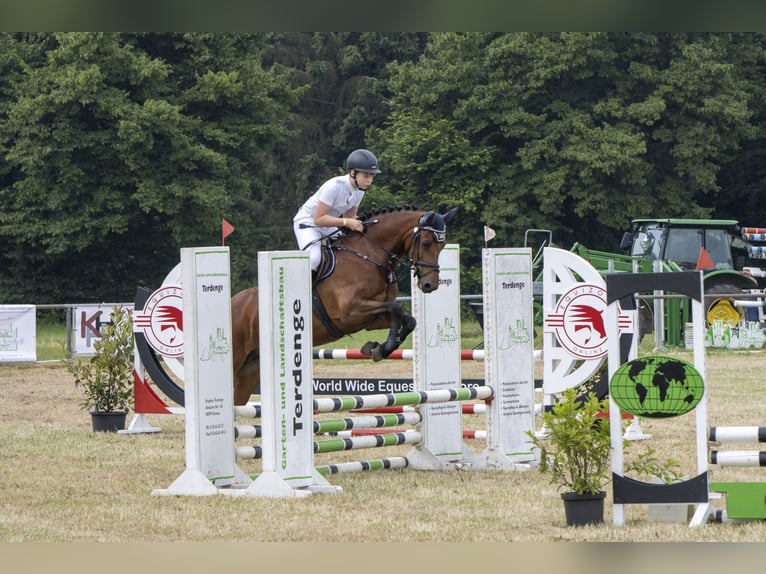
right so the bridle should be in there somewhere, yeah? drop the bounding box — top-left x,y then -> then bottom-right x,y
409,217 -> 445,282
332,211 -> 446,284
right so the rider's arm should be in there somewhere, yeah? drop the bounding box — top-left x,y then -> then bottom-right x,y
314,201 -> 362,232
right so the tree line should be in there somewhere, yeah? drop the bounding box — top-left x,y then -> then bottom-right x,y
2,32 -> 765,303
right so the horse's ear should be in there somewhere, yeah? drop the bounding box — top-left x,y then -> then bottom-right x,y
442,207 -> 458,224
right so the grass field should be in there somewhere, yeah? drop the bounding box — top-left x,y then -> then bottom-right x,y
4,315 -> 766,545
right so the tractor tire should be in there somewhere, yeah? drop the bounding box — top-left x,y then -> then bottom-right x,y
637,299 -> 653,341
704,283 -> 745,327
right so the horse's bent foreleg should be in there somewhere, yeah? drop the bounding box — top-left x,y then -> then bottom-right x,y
398,314 -> 416,343
360,302 -> 415,362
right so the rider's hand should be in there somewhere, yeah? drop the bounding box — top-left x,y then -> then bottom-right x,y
343,217 -> 363,233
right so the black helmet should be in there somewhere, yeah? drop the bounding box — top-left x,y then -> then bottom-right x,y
346,149 -> 381,174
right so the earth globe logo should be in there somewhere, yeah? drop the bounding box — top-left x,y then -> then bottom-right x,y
609,355 -> 704,418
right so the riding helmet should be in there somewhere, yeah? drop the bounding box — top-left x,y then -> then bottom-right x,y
346,149 -> 381,174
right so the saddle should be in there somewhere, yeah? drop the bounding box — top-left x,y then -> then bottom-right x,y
312,243 -> 343,338
314,241 -> 336,285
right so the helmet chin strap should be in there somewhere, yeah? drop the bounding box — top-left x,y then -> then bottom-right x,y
351,172 -> 370,191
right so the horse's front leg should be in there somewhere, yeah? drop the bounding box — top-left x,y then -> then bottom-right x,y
397,314 -> 416,344
361,301 -> 415,362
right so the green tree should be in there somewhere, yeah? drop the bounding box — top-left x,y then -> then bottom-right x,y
372,33 -> 764,293
0,32 -> 298,302
260,32 -> 429,252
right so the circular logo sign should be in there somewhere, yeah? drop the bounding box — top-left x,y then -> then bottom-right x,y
545,284 -> 609,358
133,285 -> 184,357
609,355 -> 704,418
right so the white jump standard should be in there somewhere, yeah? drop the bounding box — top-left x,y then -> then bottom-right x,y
154,245 -> 537,499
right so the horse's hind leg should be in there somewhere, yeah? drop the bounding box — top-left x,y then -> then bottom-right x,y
233,351 -> 261,405
361,302 -> 415,362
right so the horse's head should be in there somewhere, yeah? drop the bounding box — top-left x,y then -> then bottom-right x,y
410,207 -> 458,293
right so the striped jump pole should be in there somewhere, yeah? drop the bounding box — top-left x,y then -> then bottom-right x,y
314,431 -> 422,454
313,386 -> 493,414
313,348 -> 485,361
237,432 -> 422,459
709,426 -> 766,467
316,457 -> 409,475
312,348 -> 543,361
710,450 -> 766,467
234,403 -> 261,419
329,429 -> 418,437
709,426 -> 766,443
351,403 -> 487,415
235,412 -> 423,439
247,457 -> 410,484
708,425 -> 766,520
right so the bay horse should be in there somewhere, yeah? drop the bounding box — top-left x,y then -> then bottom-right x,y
230,205 -> 458,405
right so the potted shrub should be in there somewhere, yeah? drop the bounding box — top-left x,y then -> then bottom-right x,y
527,387 -> 612,526
527,387 -> 682,526
64,306 -> 133,432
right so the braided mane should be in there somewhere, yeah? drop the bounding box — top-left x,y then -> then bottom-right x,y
358,205 -> 422,222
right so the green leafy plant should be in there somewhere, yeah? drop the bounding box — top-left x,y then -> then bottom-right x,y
64,306 -> 134,413
624,445 -> 684,485
527,388 -> 613,495
527,387 -> 685,496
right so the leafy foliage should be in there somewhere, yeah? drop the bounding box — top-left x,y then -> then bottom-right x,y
2,33 -> 766,303
64,306 -> 133,413
527,388 -> 614,495
527,387 -> 683,495
0,33 -> 298,302
372,32 -> 766,294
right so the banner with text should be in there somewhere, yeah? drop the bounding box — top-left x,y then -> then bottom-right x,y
0,305 -> 36,362
71,304 -> 134,355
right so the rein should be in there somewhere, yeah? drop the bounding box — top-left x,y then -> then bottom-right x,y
333,217 -> 442,283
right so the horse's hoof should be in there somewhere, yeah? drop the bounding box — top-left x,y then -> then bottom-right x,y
372,347 -> 385,362
360,341 -> 376,357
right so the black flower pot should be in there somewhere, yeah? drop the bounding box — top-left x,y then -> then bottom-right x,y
90,411 -> 127,433
561,491 -> 606,526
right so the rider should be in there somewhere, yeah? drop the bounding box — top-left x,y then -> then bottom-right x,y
293,148 -> 381,274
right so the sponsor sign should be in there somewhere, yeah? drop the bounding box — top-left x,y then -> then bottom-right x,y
71,304 -> 133,356
0,305 -> 36,362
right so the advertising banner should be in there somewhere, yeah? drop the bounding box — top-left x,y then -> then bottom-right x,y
71,304 -> 133,355
0,305 -> 36,362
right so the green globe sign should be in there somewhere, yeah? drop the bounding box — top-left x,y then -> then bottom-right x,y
609,355 -> 704,418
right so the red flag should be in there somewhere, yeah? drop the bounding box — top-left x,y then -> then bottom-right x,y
696,247 -> 714,270
222,218 -> 235,245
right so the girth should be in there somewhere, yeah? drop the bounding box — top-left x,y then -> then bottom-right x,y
312,288 -> 345,339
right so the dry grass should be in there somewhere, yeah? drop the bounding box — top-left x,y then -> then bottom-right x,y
2,351 -> 766,544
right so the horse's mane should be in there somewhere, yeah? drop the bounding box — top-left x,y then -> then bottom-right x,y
358,205 -> 423,222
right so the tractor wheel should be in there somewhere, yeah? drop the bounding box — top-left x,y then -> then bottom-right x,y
704,283 -> 745,327
637,299 -> 653,340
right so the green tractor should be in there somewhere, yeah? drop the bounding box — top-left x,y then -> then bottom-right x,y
572,218 -> 766,346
